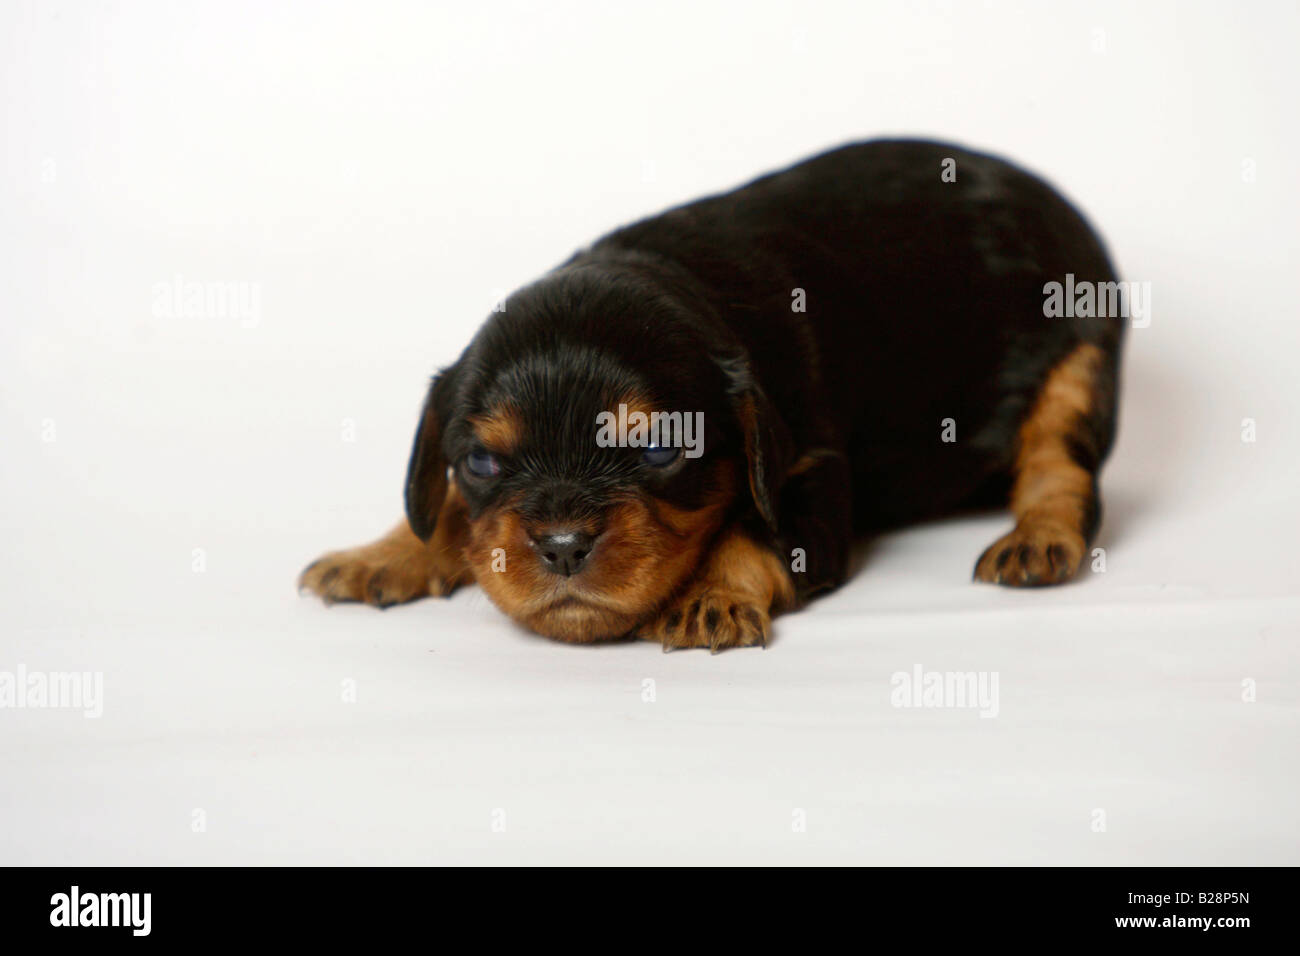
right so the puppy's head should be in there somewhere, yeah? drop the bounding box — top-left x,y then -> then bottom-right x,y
404,262 -> 789,642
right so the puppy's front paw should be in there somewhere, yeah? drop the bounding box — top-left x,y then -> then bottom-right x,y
636,525 -> 793,652
973,522 -> 1085,587
640,587 -> 771,653
298,522 -> 465,609
298,550 -> 435,608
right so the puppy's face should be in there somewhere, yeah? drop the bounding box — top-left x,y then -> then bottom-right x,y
403,268 -> 786,642
454,385 -> 736,642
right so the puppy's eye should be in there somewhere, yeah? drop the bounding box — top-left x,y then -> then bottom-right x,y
466,450 -> 501,478
641,444 -> 680,468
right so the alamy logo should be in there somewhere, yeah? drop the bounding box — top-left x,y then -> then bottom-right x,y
0,665 -> 102,718
595,403 -> 704,458
50,886 -> 151,936
151,274 -> 261,328
1042,273 -> 1151,328
890,664 -> 1000,718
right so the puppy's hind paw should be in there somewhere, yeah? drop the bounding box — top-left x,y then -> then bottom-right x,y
973,522 -> 1085,587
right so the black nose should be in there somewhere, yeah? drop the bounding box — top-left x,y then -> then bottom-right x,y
532,530 -> 596,577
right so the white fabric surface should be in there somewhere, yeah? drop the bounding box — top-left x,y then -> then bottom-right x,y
2,1 -> 1297,864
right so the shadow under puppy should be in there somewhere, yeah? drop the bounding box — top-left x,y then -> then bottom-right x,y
300,139 -> 1125,651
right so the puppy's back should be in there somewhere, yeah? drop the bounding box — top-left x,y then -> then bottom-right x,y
594,139 -> 1124,528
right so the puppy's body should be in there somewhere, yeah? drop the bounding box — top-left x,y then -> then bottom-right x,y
599,141 -> 1122,531
301,140 -> 1125,649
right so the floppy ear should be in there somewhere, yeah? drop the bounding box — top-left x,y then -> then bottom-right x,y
713,350 -> 792,534
404,366 -> 459,542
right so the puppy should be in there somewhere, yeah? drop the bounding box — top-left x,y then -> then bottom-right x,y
299,140 -> 1125,651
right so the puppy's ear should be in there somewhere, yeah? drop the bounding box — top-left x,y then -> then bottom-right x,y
404,366 -> 460,542
713,349 -> 792,534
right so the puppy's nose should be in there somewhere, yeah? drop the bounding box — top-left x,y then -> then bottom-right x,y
532,530 -> 596,577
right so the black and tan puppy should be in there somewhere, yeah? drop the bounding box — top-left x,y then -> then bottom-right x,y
299,140 -> 1124,651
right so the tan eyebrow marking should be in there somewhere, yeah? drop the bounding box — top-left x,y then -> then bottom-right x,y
469,403 -> 524,455
608,389 -> 659,420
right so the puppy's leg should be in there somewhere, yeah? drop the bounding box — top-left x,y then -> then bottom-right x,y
299,485 -> 472,607
974,343 -> 1115,586
639,525 -> 796,653
637,448 -> 850,651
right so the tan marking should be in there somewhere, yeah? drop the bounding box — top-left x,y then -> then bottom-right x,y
637,523 -> 795,652
468,460 -> 737,644
602,389 -> 662,443
974,343 -> 1104,587
785,447 -> 843,478
469,404 -> 524,455
298,482 -> 472,606
426,483 -> 475,592
610,389 -> 658,418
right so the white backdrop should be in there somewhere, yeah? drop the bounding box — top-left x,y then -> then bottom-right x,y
2,0 -> 1297,864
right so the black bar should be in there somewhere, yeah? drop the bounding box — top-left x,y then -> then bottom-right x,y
0,866 -> 1287,942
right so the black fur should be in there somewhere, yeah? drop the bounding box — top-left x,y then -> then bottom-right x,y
406,139 -> 1124,603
